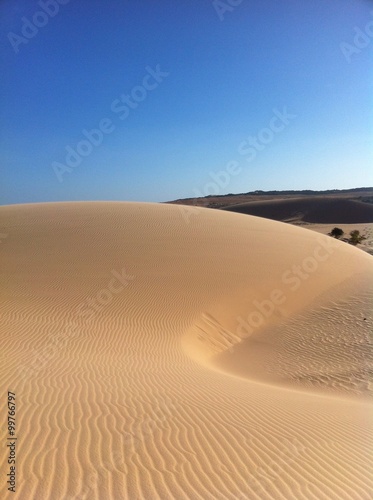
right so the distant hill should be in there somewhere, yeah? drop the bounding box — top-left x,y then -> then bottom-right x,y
166,188 -> 373,224
221,197 -> 373,224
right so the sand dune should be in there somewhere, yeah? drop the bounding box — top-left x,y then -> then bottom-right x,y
1,202 -> 372,499
222,197 -> 373,224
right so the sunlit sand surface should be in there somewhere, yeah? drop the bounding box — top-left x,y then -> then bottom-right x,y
1,202 -> 372,499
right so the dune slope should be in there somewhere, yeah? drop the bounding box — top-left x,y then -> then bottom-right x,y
0,202 -> 372,499
222,197 -> 373,223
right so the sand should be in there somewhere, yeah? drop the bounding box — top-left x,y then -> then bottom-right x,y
221,196 -> 373,224
0,201 -> 372,499
298,223 -> 373,256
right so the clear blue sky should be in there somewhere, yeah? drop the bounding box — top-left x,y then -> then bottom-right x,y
1,0 -> 372,204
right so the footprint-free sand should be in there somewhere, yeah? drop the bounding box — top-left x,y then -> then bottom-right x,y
1,201 -> 372,499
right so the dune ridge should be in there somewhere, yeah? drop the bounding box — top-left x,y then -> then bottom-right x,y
1,201 -> 372,499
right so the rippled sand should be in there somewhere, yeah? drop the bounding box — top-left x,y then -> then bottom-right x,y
1,202 -> 372,499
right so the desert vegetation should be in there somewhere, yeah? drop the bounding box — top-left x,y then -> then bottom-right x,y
328,227 -> 367,246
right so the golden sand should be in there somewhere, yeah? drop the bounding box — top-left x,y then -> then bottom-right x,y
1,202 -> 372,499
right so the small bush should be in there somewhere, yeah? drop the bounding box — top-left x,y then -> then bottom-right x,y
348,230 -> 366,246
329,227 -> 344,239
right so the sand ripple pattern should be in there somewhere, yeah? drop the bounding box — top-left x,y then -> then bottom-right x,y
0,202 -> 372,499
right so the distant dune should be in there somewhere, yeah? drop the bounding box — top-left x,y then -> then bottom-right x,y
1,202 -> 372,499
168,188 -> 373,224
222,197 -> 373,223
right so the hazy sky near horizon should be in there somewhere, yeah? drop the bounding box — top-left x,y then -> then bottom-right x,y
1,0 -> 372,205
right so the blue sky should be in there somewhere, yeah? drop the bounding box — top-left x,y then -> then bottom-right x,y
1,0 -> 372,204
